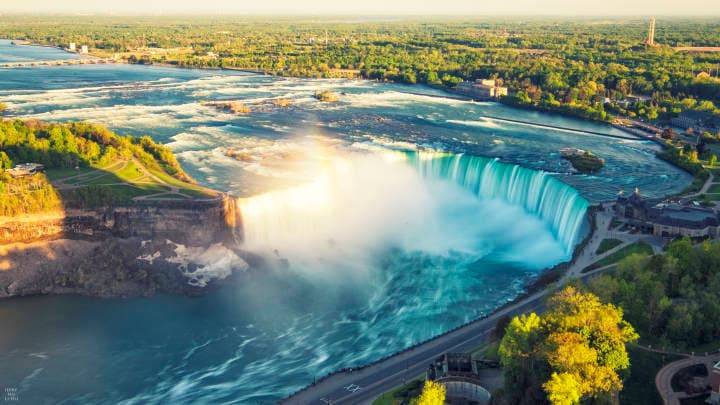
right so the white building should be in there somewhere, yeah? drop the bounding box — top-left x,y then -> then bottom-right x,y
455,79 -> 508,100
81,45 -> 88,54
69,42 -> 76,51
6,163 -> 45,178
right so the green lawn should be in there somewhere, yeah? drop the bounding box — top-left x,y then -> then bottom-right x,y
47,158 -> 216,202
114,160 -> 145,181
621,347 -> 685,405
84,173 -> 121,186
596,238 -> 623,255
372,377 -> 424,405
44,166 -> 96,180
706,184 -> 720,194
704,194 -> 720,201
474,341 -> 501,361
583,242 -> 654,273
147,168 -> 217,198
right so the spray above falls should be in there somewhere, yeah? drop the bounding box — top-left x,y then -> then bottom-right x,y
406,152 -> 589,253
237,149 -> 589,265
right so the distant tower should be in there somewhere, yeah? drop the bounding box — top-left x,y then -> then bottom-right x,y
646,17 -> 656,46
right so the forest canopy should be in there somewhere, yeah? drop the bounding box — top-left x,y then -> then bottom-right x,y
0,119 -> 195,215
3,16 -> 720,122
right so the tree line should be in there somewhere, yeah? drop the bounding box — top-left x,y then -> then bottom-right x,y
0,119 -> 192,215
3,17 -> 720,123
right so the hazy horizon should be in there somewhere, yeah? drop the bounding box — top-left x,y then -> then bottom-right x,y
2,0 -> 720,16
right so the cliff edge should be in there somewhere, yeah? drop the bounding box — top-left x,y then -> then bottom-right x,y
0,195 -> 248,298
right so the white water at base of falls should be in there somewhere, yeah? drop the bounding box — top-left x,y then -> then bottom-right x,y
238,150 -> 588,270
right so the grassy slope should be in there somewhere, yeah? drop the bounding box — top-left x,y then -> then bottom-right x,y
583,242 -> 654,272
45,157 -> 216,203
596,238 -> 623,255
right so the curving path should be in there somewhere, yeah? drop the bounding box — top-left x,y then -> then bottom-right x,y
656,353 -> 720,405
49,158 -> 218,201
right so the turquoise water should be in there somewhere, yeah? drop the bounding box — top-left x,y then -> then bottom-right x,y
407,152 -> 588,253
0,39 -> 83,63
0,42 -> 689,404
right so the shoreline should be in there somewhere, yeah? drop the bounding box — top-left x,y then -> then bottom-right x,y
5,37 -> 662,143
2,38 -> 697,401
279,205 -> 597,401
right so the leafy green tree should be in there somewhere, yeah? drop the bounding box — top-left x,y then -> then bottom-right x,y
0,151 -> 12,170
499,287 -> 638,405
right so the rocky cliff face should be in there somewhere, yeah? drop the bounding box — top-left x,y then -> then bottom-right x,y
0,196 -> 242,245
0,195 -> 249,298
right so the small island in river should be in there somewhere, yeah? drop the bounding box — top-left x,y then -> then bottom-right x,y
560,147 -> 605,173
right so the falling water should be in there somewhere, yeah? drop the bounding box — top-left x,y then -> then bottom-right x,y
406,151 -> 589,252
238,150 -> 589,259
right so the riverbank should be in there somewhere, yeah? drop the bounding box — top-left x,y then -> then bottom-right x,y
279,201 -> 653,403
0,194 -> 247,298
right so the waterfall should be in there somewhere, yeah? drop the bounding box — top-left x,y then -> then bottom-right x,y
405,151 -> 588,252
237,150 -> 588,259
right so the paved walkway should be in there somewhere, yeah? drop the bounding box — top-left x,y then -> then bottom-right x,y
560,202 -> 664,283
685,170 -> 716,199
656,353 -> 720,405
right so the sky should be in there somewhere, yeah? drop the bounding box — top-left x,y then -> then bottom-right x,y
1,0 -> 720,15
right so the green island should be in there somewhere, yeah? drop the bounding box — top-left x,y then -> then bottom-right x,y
0,118 -> 216,216
562,150 -> 605,173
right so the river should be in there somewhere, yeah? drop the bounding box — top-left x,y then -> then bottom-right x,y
0,40 -> 691,404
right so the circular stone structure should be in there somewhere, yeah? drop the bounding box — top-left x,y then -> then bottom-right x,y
440,378 -> 492,405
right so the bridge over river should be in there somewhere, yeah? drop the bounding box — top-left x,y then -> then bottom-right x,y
0,58 -> 118,68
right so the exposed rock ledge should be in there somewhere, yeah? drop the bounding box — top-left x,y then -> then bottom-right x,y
0,195 -> 249,298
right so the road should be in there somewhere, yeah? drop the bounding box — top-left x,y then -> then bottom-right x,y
280,287 -> 545,405
281,204 -> 665,405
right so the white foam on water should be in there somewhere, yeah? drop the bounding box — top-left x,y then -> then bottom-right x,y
164,241 -> 248,287
447,118 -> 505,129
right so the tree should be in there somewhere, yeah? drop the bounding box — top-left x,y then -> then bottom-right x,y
0,151 -> 12,170
412,380 -> 445,405
499,287 -> 638,405
544,372 -> 582,405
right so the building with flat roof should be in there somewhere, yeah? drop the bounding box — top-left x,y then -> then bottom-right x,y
455,79 -> 508,100
672,110 -> 720,134
6,163 -> 45,178
616,189 -> 720,238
